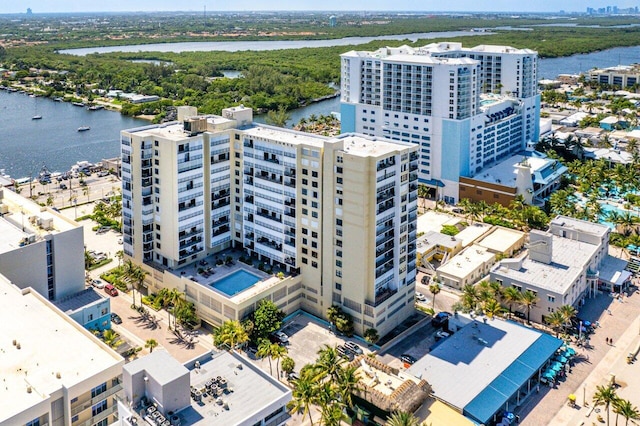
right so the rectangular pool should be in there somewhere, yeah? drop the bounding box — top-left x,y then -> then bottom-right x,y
211,270 -> 261,297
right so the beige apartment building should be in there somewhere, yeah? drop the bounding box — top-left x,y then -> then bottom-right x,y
121,107 -> 418,336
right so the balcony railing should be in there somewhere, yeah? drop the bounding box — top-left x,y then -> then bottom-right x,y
71,384 -> 123,416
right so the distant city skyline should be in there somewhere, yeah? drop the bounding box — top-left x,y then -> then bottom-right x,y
2,1 -> 640,14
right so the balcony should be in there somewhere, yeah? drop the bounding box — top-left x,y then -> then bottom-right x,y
377,189 -> 395,203
376,254 -> 394,269
180,236 -> 203,249
71,384 -> 123,416
256,238 -> 283,251
376,231 -> 394,247
179,228 -> 202,240
284,178 -> 296,188
377,200 -> 395,215
365,287 -> 398,308
256,173 -> 283,185
256,210 -> 282,224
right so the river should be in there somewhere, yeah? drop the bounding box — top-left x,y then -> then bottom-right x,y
58,31 -> 485,55
0,91 -> 146,179
4,45 -> 640,178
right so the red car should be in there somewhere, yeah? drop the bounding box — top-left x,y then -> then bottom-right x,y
104,284 -> 119,297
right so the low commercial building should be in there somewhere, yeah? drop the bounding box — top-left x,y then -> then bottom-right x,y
409,314 -> 563,425
0,274 -> 124,426
416,230 -> 463,273
436,245 -> 496,290
589,65 -> 640,88
0,185 -> 85,301
459,153 -> 567,206
53,287 -> 112,331
476,226 -> 526,258
118,350 -> 291,426
583,147 -> 633,165
490,216 -> 622,323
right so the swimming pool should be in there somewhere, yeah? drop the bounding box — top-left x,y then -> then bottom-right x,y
210,270 -> 261,297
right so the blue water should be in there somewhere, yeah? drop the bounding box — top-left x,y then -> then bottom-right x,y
211,270 -> 261,297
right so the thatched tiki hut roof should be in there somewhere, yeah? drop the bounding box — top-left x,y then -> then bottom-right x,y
348,355 -> 431,414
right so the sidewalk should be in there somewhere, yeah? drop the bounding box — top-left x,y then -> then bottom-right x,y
550,315 -> 640,425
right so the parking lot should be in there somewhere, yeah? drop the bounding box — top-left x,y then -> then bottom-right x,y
251,313 -> 373,378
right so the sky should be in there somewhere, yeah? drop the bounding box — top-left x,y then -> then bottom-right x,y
2,1 -> 640,14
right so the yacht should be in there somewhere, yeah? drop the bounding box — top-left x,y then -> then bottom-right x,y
77,126 -> 91,132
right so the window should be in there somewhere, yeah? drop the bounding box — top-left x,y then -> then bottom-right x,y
302,258 -> 308,264
312,211 -> 318,218
547,295 -> 555,303
312,171 -> 318,178
312,231 -> 318,238
312,261 -> 318,268
336,219 -> 343,226
26,419 -> 40,426
302,228 -> 308,235
92,400 -> 108,417
335,282 -> 342,290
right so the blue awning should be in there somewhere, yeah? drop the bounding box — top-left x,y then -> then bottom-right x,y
463,331 -> 563,424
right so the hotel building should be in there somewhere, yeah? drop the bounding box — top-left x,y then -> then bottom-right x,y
340,42 -> 540,203
121,106 -> 418,336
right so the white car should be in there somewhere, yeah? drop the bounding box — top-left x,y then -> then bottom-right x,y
415,292 -> 427,302
435,330 -> 450,341
91,279 -> 105,289
344,341 -> 363,354
272,331 -> 289,344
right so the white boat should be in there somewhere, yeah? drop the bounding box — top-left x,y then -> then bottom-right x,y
32,115 -> 42,120
77,126 -> 91,132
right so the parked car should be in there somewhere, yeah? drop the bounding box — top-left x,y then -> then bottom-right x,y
59,183 -> 67,190
104,284 -> 118,297
432,312 -> 451,328
97,170 -> 110,177
91,279 -> 105,289
270,331 -> 289,345
415,292 -> 427,302
513,311 -> 527,320
110,313 -> 122,324
400,354 -> 417,365
287,371 -> 300,382
337,345 -> 354,360
435,330 -> 451,341
117,237 -> 123,245
344,341 -> 363,354
96,226 -> 111,234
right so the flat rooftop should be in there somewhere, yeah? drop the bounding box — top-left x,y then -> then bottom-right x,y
242,124 -> 328,148
599,255 -> 632,286
181,351 -> 291,425
126,350 -> 189,386
0,277 -> 122,422
455,222 -> 493,247
409,315 -> 561,423
417,211 -> 461,234
53,288 -> 105,314
551,215 -> 610,238
437,245 -> 495,279
416,230 -> 461,253
471,154 -> 567,187
0,187 -> 78,254
476,227 -> 525,254
338,133 -> 416,157
492,234 -> 600,294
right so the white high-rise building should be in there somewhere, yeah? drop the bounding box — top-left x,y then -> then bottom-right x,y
340,42 -> 540,203
121,107 -> 418,336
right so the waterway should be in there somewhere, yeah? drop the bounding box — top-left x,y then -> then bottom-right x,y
58,31 -> 484,55
0,91 -> 146,179
4,44 -> 640,178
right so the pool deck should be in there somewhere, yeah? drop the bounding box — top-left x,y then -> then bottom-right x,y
170,250 -> 287,303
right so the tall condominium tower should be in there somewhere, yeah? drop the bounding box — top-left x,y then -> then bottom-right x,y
340,42 -> 540,203
121,107 -> 418,336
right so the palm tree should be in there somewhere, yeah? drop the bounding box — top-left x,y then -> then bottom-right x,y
417,184 -> 430,211
336,365 -> 361,409
557,304 -> 577,333
593,384 -> 617,426
429,283 -> 441,310
545,311 -> 565,337
502,286 -> 522,317
281,356 -> 295,376
287,374 -> 318,425
386,411 -> 420,426
519,290 -> 539,324
320,403 -> 345,426
124,260 -> 147,309
214,320 -> 249,351
102,329 -> 122,349
482,298 -> 504,319
145,338 -> 158,353
613,398 -> 640,426
270,342 -> 288,380
257,339 -> 274,375
314,345 -> 344,382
